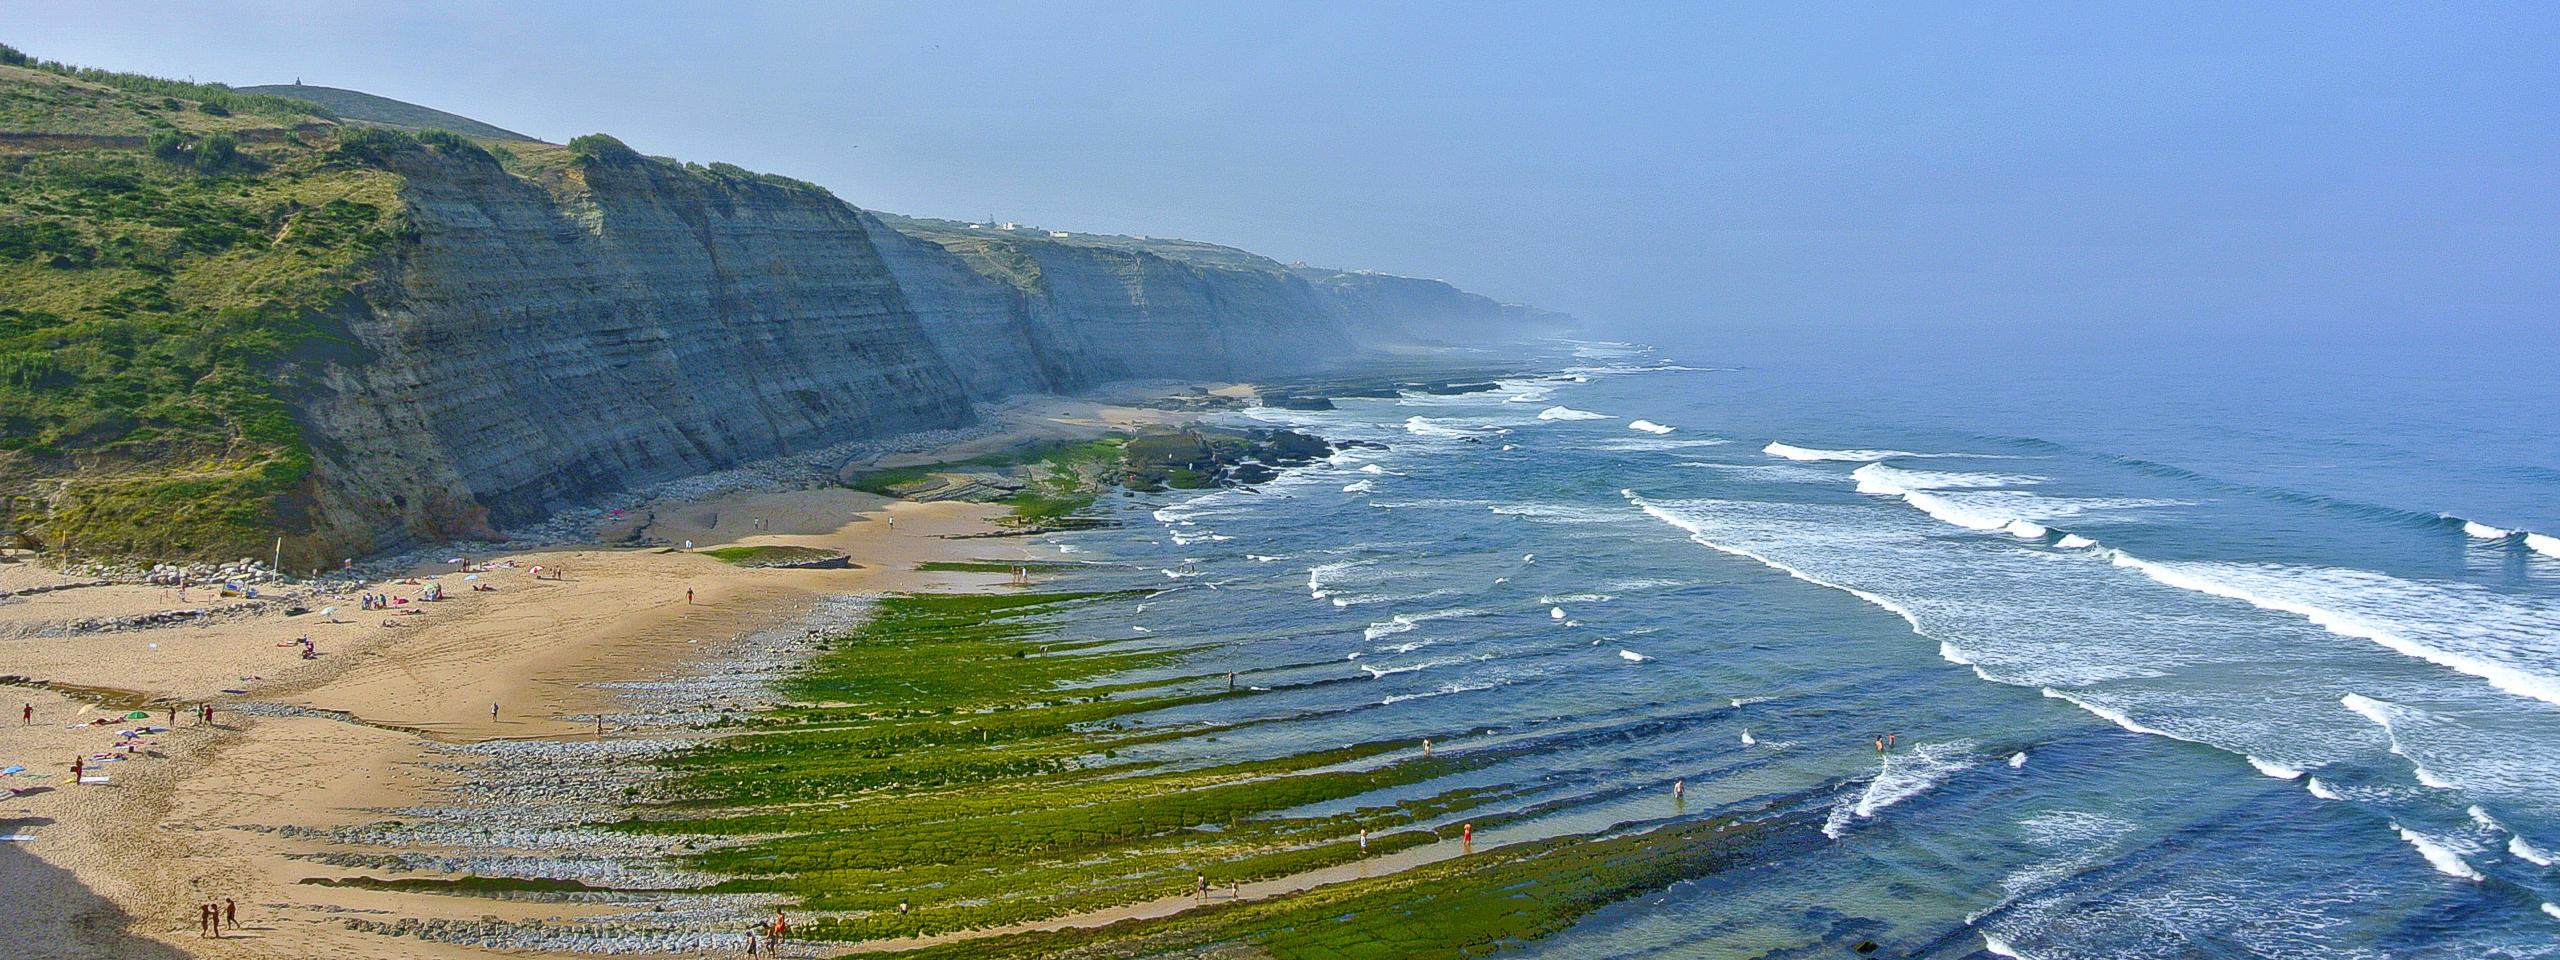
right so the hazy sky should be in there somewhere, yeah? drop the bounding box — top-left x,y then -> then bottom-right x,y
15,2 -> 2558,350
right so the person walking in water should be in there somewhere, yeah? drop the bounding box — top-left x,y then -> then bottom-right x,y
1673,778 -> 1685,799
1875,735 -> 1886,753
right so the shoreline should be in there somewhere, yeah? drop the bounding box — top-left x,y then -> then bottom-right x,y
0,385 -> 1234,960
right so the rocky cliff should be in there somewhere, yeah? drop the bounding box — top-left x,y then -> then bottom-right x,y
296,143 -> 978,546
1291,267 -> 1573,346
1,57 -> 1563,560
276,139 -> 1379,553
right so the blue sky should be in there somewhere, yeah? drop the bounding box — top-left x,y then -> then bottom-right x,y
16,2 -> 2558,352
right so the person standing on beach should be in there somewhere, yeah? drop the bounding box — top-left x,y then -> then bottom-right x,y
224,897 -> 236,928
20,702 -> 28,725
491,703 -> 500,721
198,903 -> 210,937
1196,872 -> 1209,899
687,588 -> 695,605
71,756 -> 82,782
1359,828 -> 1369,853
1463,822 -> 1473,845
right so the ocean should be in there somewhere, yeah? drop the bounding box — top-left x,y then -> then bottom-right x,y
1022,333 -> 2560,959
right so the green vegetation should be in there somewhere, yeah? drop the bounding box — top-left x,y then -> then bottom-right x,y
607,590 -> 1542,943
695,544 -> 847,567
0,42 -> 332,129
886,809 -> 1820,960
0,109 -> 406,555
847,437 -> 1127,527
232,82 -> 537,142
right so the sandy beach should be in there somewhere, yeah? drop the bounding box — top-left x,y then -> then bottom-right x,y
0,390 -> 1213,959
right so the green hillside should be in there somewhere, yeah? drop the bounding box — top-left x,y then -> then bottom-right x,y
236,82 -> 537,141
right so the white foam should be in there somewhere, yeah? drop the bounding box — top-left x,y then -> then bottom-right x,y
1538,593 -> 1613,604
1342,479 -> 1378,493
1825,740 -> 1979,838
2392,824 -> 2484,881
2041,688 -> 2195,743
2463,521 -> 2514,540
2515,836 -> 2558,866
1380,679 -> 1506,705
2306,777 -> 2344,801
2530,533 -> 2560,559
2245,755 -> 2306,780
1490,503 -> 1627,524
1537,406 -> 1610,421
1619,649 -> 1649,662
1729,696 -> 1769,708
1357,463 -> 1402,475
1629,419 -> 1676,435
1403,416 -> 1482,438
2002,520 -> 2050,539
1767,442 -> 1908,461
2120,555 -> 2560,708
1980,932 -> 2024,958
1850,463 -> 2047,493
2340,694 -> 2462,791
1361,608 -> 1483,643
2544,902 -> 2560,922
1627,492 -> 1928,636
2055,534 -> 2097,549
2008,752 -> 2027,768
1741,729 -> 1756,745
1550,606 -> 1566,620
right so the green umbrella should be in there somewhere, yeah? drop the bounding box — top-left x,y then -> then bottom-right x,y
125,711 -> 150,719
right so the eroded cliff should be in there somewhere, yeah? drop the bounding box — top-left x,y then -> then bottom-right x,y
3,62 -> 1559,560
297,144 -> 976,548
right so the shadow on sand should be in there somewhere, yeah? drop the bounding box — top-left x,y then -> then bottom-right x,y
0,817 -> 189,960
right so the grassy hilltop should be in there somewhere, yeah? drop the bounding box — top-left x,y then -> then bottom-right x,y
0,44 -> 406,559
0,43 -> 820,561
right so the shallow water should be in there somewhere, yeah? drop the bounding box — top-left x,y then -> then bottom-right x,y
1034,337 -> 2560,958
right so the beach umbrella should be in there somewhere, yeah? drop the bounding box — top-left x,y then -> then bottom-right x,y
1,766 -> 25,775
318,606 -> 338,622
124,711 -> 149,719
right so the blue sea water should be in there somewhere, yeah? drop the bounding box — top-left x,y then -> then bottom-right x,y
1031,334 -> 2560,959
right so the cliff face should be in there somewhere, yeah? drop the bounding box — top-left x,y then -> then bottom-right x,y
296,149 -> 1372,551
864,216 -> 1358,400
300,149 -> 974,545
4,68 -> 1566,561
1291,268 -> 1571,346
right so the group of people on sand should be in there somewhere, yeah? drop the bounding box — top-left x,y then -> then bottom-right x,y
741,909 -> 787,955
196,898 -> 238,938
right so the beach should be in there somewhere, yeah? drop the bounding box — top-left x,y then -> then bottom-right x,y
0,390 -> 1194,960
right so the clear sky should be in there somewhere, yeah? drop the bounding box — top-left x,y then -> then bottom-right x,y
14,2 -> 2558,352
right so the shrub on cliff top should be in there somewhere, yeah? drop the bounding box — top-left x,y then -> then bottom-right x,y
567,132 -> 641,165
